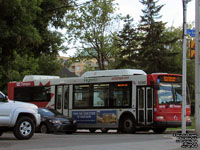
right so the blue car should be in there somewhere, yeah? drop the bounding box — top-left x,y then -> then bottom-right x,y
37,108 -> 77,134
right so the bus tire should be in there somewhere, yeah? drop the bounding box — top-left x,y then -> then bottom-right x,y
152,127 -> 166,134
89,129 -> 96,133
120,116 -> 136,133
13,117 -> 35,140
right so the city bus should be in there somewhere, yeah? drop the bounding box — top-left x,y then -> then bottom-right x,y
8,69 -> 191,133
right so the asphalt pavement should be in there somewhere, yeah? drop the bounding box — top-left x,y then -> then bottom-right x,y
0,130 -> 199,150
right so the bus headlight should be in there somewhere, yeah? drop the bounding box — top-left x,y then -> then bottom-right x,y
156,116 -> 164,120
186,116 -> 191,121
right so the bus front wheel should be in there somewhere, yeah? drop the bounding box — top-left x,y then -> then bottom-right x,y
152,127 -> 166,134
120,116 -> 136,133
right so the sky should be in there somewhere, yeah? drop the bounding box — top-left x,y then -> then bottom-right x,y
61,0 -> 195,57
115,0 -> 195,27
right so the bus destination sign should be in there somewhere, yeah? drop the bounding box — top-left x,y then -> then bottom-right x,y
158,75 -> 181,83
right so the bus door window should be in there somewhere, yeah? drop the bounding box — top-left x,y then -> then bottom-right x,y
137,87 -> 153,125
64,86 -> 69,109
56,85 -> 69,115
56,86 -> 62,110
138,88 -> 145,123
93,84 -> 109,107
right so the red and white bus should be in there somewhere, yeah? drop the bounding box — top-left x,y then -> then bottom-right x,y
8,69 -> 191,133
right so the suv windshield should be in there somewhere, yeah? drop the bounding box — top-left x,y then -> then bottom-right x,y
157,83 -> 189,105
38,108 -> 62,116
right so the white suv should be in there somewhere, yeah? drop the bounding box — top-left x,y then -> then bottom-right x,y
0,91 -> 40,140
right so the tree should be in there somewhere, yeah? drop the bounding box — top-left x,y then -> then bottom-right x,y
5,52 -> 62,93
0,0 -> 72,91
138,0 -> 178,74
114,15 -> 140,69
65,0 -> 120,70
0,0 -> 42,91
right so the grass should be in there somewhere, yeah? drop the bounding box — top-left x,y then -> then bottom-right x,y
166,116 -> 195,131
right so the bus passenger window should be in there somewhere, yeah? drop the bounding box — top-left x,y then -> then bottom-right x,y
113,82 -> 131,107
73,85 -> 90,108
93,84 -> 109,107
14,86 -> 51,102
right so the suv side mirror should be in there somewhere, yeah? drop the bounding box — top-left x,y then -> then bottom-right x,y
3,96 -> 8,102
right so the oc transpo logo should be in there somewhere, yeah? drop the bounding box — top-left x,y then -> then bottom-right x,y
173,115 -> 178,121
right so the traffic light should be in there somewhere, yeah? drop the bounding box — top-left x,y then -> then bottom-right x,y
189,39 -> 195,59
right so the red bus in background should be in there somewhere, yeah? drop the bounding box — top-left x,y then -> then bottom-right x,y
8,69 -> 191,133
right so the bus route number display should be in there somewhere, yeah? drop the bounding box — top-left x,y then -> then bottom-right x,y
158,76 -> 181,83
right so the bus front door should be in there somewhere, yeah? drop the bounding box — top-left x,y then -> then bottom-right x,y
137,87 -> 154,126
55,85 -> 69,116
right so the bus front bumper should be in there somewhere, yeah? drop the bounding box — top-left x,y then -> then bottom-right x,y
154,121 -> 192,128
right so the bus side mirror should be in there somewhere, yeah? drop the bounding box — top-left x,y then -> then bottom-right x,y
155,83 -> 160,90
150,81 -> 160,90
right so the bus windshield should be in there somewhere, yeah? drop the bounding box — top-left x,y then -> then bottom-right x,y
157,83 -> 189,105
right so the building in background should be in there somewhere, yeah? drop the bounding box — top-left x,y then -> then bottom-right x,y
60,56 -> 99,76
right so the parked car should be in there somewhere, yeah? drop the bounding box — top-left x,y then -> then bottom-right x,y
0,91 -> 40,140
37,108 -> 77,134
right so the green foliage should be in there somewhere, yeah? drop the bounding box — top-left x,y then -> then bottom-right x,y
4,52 -> 62,93
0,0 -> 71,91
37,54 -> 62,75
65,0 -> 121,70
114,15 -> 140,69
138,0 -> 179,74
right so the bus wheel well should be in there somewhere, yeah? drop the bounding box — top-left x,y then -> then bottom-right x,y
119,112 -> 136,123
118,111 -> 136,133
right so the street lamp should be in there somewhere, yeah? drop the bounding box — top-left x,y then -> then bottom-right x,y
181,0 -> 192,134
195,0 -> 200,135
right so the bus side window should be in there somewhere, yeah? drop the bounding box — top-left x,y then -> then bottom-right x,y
73,85 -> 90,108
112,82 -> 131,107
93,84 -> 109,107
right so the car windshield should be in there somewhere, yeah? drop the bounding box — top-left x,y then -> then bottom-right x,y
157,83 -> 189,105
38,108 -> 62,116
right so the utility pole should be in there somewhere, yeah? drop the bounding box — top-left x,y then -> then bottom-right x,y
195,0 -> 200,135
182,0 -> 188,134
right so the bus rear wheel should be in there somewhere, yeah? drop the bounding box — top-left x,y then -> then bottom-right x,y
120,116 -> 136,133
152,127 -> 166,134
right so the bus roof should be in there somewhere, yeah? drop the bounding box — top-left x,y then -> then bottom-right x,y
23,75 -> 60,82
81,69 -> 146,78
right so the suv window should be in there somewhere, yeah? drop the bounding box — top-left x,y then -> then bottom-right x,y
0,93 -> 4,102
